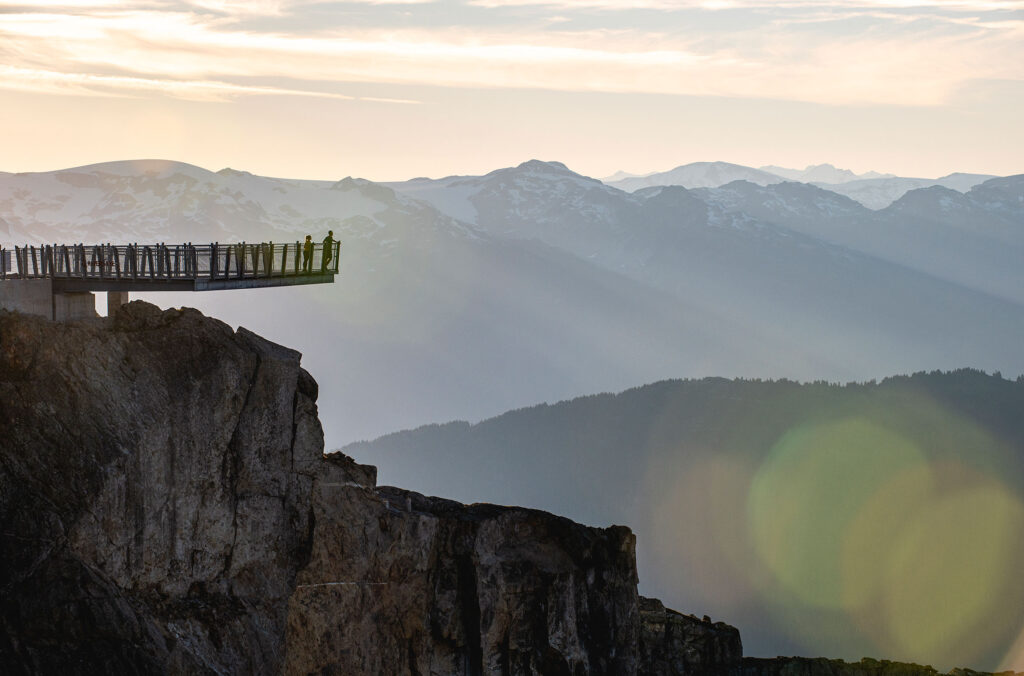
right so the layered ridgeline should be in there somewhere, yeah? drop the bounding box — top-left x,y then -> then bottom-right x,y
2,160 -> 1023,446
603,161 -> 995,210
1,307 -> 1018,675
346,373 -> 1024,673
1,302 -> 747,674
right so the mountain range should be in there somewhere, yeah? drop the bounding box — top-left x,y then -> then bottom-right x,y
2,157 -> 1023,671
345,370 -> 1024,671
602,161 -> 997,209
1,158 -> 1022,446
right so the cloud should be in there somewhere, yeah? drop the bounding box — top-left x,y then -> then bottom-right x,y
0,1 -> 1021,107
466,0 -> 1024,9
0,65 -> 421,103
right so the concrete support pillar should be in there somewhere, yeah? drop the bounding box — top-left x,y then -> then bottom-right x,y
53,292 -> 97,321
0,279 -> 53,318
107,291 -> 130,315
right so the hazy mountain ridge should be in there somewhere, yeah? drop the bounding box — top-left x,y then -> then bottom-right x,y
602,160 -> 998,209
346,369 -> 1024,672
694,175 -> 1024,306
604,161 -> 786,192
4,159 -> 1024,672
2,159 -> 1024,444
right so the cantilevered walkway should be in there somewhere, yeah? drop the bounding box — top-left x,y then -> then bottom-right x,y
0,241 -> 340,319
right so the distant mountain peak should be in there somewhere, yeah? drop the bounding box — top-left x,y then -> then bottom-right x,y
56,159 -> 216,180
515,159 -> 572,173
217,167 -> 255,178
608,162 -> 784,192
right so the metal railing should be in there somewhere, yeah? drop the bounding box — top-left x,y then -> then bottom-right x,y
0,241 -> 341,282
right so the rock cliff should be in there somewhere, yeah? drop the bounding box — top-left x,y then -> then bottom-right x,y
0,302 -> 673,674
2,303 -> 1016,676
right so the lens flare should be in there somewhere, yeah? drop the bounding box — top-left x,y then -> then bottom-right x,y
646,452 -> 762,611
882,479 -> 1024,665
749,417 -> 927,609
747,410 -> 1024,668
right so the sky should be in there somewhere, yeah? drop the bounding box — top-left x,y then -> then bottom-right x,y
1,0 -> 1022,181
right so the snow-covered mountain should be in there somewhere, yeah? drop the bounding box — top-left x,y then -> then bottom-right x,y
3,159 -> 1023,447
695,175 -> 1024,305
814,172 -> 997,209
602,161 -> 785,192
602,161 -> 998,208
0,160 -> 785,445
759,163 -> 890,184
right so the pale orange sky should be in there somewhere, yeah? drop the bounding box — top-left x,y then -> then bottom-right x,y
1,0 -> 1022,180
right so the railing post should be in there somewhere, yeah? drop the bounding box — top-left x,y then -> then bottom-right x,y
63,246 -> 71,277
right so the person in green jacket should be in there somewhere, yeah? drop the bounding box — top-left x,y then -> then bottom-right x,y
321,230 -> 336,272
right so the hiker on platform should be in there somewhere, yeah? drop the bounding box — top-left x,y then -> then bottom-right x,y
321,230 -> 336,272
302,235 -> 314,273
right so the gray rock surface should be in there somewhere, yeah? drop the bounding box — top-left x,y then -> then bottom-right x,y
735,657 -> 1023,676
638,596 -> 741,675
0,302 -> 650,674
0,302 -> 320,673
6,302 -> 1008,676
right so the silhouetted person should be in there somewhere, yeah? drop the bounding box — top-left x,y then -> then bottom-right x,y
302,235 -> 313,273
321,230 -> 335,272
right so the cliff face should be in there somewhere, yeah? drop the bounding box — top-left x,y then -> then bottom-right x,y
0,303 -> 320,673
639,597 -> 742,676
0,303 -> 661,674
3,303 -> 1016,676
288,478 -> 639,674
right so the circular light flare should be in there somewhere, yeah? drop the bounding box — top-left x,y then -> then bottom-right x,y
747,413 -> 1024,669
881,478 -> 1024,666
748,417 -> 927,610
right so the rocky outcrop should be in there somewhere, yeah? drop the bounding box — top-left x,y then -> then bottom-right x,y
0,302 -> 647,674
638,597 -> 741,675
287,479 -> 638,674
3,302 -> 1021,676
0,302 -> 321,673
735,657 -> 1023,676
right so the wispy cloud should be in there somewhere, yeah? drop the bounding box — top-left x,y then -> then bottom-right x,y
0,65 -> 421,102
467,0 -> 1024,8
0,0 -> 1021,107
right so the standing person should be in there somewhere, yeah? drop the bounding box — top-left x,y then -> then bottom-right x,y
321,230 -> 336,272
302,235 -> 314,273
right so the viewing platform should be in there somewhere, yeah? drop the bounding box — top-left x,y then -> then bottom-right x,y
1,241 -> 340,320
